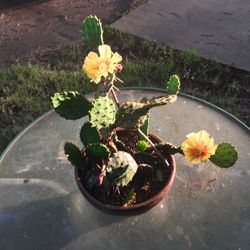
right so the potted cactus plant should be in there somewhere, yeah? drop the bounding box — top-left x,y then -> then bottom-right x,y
51,16 -> 238,215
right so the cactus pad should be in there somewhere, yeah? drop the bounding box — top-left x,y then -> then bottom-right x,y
115,102 -> 148,129
139,97 -> 149,133
136,140 -> 148,152
140,114 -> 149,135
209,143 -> 238,168
89,96 -> 116,129
106,151 -> 138,187
80,122 -> 100,147
52,91 -> 91,120
87,143 -> 110,158
148,94 -> 177,107
167,74 -> 181,95
64,142 -> 87,169
115,95 -> 177,129
82,15 -> 104,48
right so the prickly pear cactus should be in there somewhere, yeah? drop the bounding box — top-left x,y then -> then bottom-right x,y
106,151 -> 138,187
148,94 -> 177,107
115,94 -> 178,129
136,140 -> 148,152
209,143 -> 238,168
89,96 -> 116,129
80,122 -> 100,147
140,115 -> 149,135
138,97 -> 150,135
52,91 -> 92,120
64,142 -> 87,169
153,142 -> 182,155
87,143 -> 110,158
115,102 -> 148,129
167,74 -> 181,95
82,15 -> 104,48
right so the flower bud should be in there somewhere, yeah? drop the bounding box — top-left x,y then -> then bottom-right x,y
115,64 -> 123,73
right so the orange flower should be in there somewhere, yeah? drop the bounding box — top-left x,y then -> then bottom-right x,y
83,44 -> 122,84
181,130 -> 217,164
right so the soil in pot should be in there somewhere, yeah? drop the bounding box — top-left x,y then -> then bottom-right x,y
76,129 -> 174,207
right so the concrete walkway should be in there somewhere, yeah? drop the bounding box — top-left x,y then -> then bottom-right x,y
113,0 -> 250,72
0,0 -> 139,68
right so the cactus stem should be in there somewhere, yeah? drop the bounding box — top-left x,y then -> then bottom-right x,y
111,87 -> 120,108
105,74 -> 120,108
148,143 -> 183,156
137,128 -> 169,166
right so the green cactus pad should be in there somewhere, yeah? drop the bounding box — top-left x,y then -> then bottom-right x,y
52,91 -> 92,120
115,102 -> 148,129
80,122 -> 100,147
140,114 -> 149,135
89,96 -> 116,129
106,151 -> 138,187
136,140 -> 149,152
87,143 -> 110,158
82,15 -> 104,48
209,143 -> 238,168
167,74 -> 181,95
64,142 -> 87,169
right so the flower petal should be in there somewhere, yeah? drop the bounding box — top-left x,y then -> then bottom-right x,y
82,44 -> 123,83
98,44 -> 112,60
181,130 -> 217,164
110,52 -> 122,64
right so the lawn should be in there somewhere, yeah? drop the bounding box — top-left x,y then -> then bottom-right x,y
0,26 -> 249,154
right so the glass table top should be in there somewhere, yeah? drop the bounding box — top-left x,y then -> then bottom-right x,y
0,88 -> 249,250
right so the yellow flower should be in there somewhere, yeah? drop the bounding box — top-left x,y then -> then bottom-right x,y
83,44 -> 122,83
181,130 -> 217,164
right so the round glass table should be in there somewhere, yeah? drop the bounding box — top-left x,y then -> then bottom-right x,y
0,88 -> 249,250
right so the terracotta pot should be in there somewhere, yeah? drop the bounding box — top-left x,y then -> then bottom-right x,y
75,132 -> 176,215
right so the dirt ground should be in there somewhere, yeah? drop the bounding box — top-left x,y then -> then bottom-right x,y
0,0 -> 142,68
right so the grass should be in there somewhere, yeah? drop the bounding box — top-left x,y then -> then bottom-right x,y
1,26 -> 249,154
